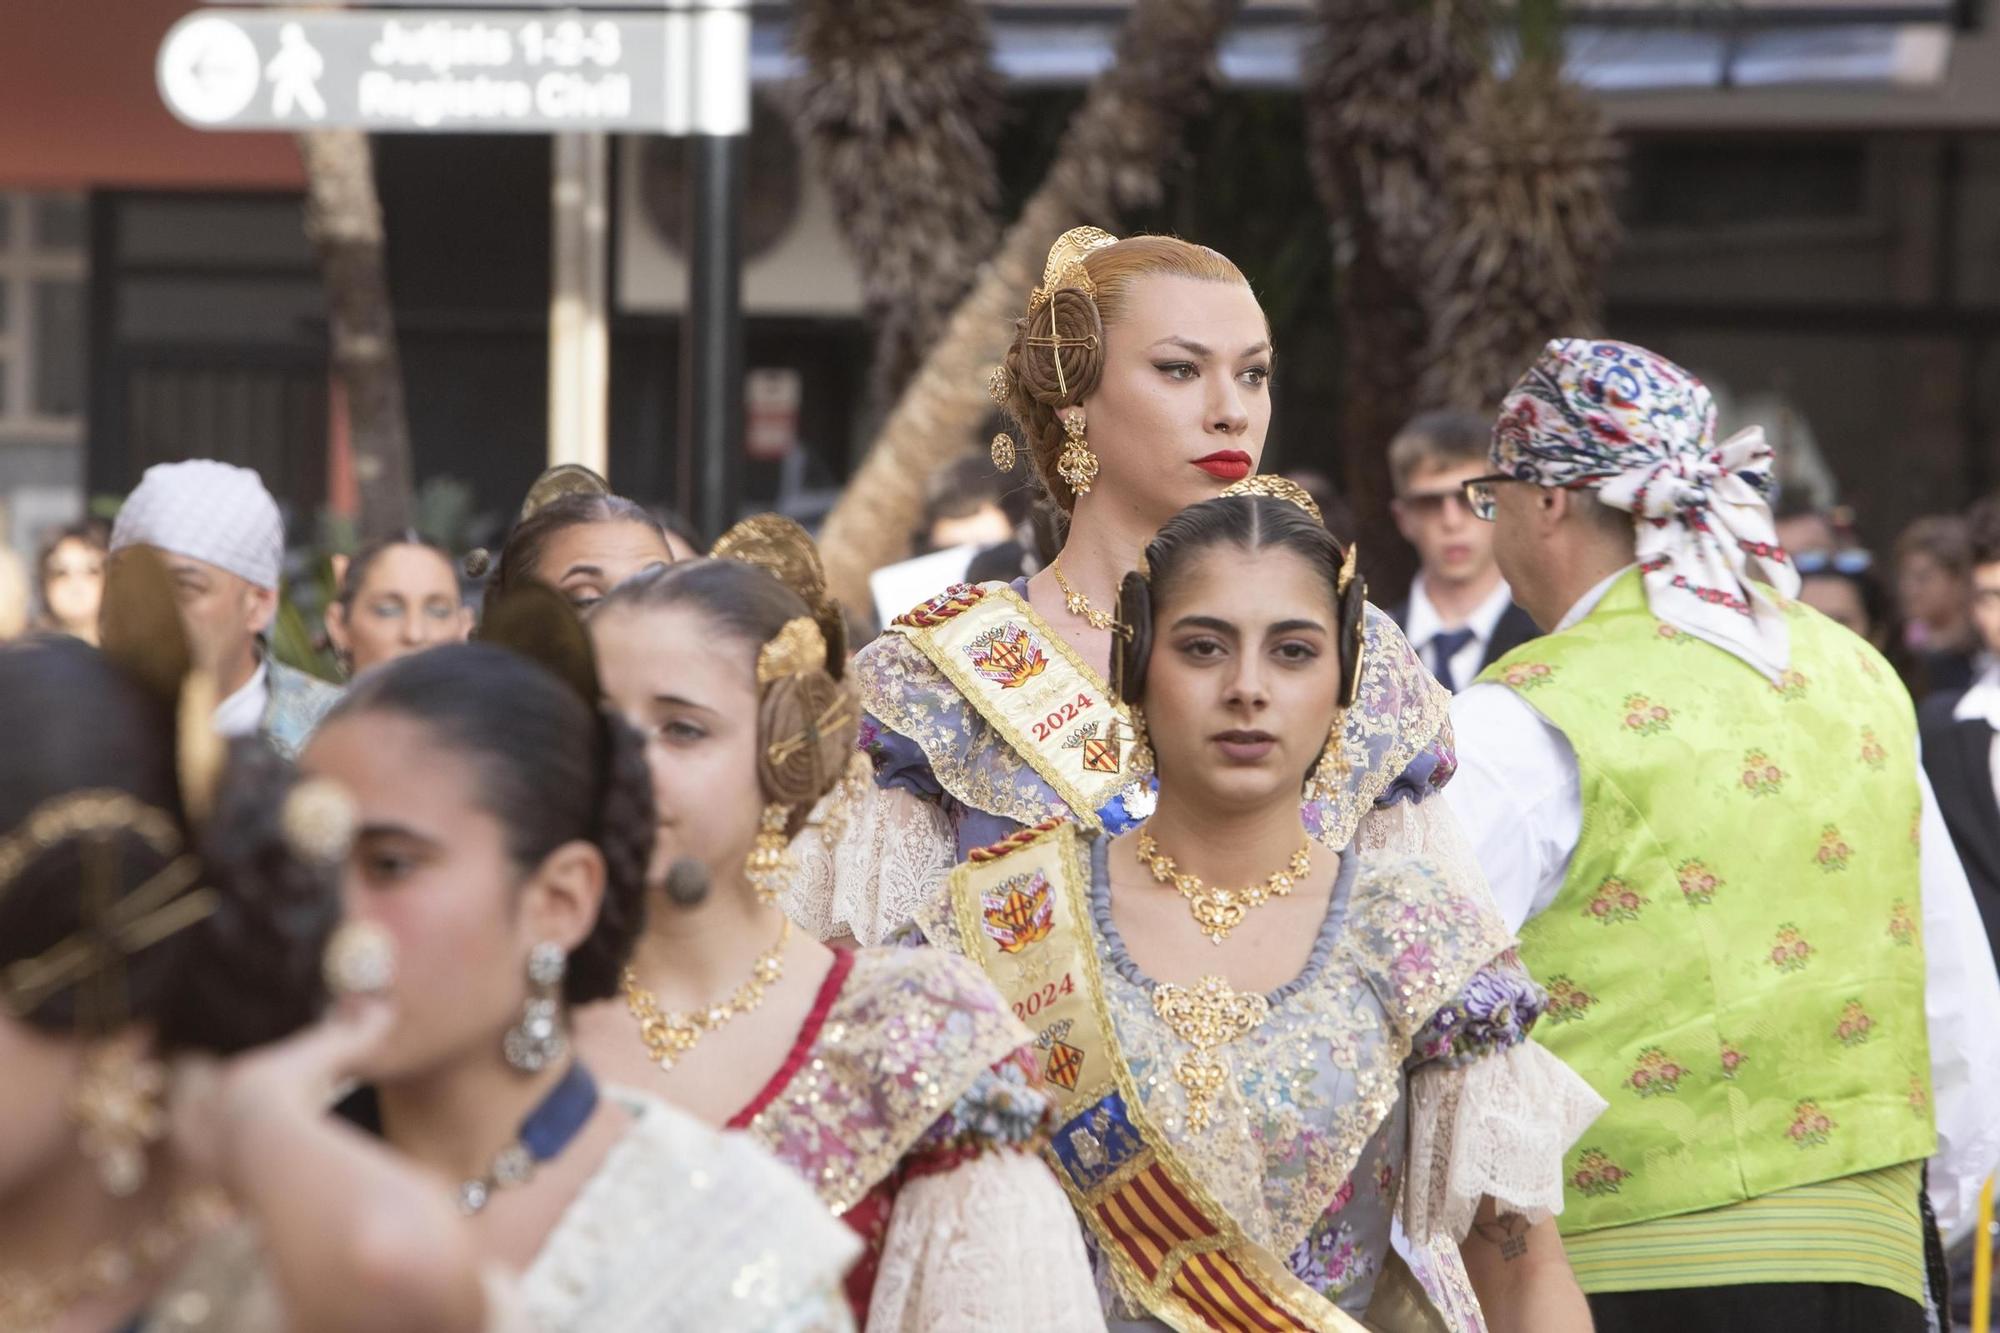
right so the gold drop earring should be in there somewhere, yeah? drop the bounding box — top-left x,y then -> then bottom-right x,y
744,803 -> 792,907
71,1040 -> 169,1197
1056,411 -> 1099,495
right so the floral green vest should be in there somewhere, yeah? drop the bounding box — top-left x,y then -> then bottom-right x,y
1482,570 -> 1936,1235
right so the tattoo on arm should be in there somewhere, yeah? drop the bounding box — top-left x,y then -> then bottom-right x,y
1470,1210 -> 1530,1262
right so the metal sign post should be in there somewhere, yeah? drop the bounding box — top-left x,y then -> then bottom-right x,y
669,0 -> 748,542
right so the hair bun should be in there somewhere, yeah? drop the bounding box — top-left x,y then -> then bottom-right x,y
1014,288 -> 1106,410
757,673 -> 858,828
711,515 -> 849,679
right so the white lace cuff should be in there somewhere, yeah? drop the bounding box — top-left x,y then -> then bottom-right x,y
787,776 -> 956,947
1402,1041 -> 1606,1245
865,1150 -> 1105,1333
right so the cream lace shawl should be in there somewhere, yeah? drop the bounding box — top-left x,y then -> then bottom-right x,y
142,1092 -> 861,1333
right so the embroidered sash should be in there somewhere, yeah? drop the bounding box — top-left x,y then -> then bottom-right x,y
946,822 -> 1368,1333
889,585 -> 1136,831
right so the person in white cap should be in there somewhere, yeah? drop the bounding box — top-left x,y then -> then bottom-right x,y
109,458 -> 341,756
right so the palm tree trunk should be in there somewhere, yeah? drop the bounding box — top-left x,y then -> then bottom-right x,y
1415,39 -> 1623,409
817,0 -> 1244,610
1302,0 -> 1484,594
298,128 -> 412,539
791,0 -> 1002,424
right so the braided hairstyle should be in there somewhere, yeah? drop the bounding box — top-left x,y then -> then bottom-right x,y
593,558 -> 857,838
998,235 -> 1253,511
0,638 -> 339,1054
1112,495 -> 1368,719
329,642 -> 654,1004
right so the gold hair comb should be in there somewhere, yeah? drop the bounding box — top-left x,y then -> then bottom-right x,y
756,617 -> 829,685
1220,475 -> 1323,525
1028,226 -> 1118,313
0,792 -> 217,1024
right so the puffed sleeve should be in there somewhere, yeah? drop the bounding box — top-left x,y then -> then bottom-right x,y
1400,952 -> 1606,1244
863,1058 -> 1104,1332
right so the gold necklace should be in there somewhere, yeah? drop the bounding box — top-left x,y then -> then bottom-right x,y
1151,975 -> 1270,1133
1136,824 -> 1313,945
622,916 -> 792,1071
1049,559 -> 1116,631
0,1187 -> 233,1333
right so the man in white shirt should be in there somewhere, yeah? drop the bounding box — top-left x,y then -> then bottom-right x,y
1385,411 -> 1539,691
107,459 -> 340,757
1442,339 -> 2000,1332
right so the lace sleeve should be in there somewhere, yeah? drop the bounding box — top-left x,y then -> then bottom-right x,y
787,775 -> 957,947
1401,1041 -> 1607,1246
863,1150 -> 1106,1333
1353,796 -> 1502,924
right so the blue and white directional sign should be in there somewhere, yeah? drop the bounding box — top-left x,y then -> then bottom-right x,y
158,7 -> 749,134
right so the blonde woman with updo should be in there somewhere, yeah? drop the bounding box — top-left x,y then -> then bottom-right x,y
573,518 -> 1104,1332
794,230 -> 1474,953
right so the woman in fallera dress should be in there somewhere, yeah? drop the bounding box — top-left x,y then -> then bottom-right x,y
915,493 -> 1606,1331
0,574 -> 485,1333
573,518 -> 1104,1331
300,585 -> 858,1332
795,228 -> 1472,968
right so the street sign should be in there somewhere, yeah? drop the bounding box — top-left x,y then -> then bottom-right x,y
157,7 -> 749,134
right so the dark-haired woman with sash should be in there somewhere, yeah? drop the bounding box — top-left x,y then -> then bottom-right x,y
915,494 -> 1605,1331
793,230 -> 1471,979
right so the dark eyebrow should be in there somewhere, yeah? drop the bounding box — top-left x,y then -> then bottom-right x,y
1268,618 -> 1328,636
1149,337 -> 1272,360
559,564 -> 605,581
356,821 -> 442,849
1171,614 -> 1238,634
653,693 -> 717,714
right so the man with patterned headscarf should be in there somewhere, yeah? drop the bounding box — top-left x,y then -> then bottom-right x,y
108,459 -> 341,757
1444,339 -> 2000,1332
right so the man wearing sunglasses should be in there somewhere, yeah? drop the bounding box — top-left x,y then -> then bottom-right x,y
1443,339 -> 2000,1333
1385,411 -> 1540,692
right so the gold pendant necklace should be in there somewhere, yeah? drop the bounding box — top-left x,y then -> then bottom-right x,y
1136,824 -> 1313,945
1049,559 -> 1116,631
0,1187 -> 233,1333
622,916 -> 791,1071
1151,975 -> 1270,1133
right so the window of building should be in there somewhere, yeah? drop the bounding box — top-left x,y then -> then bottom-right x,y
0,193 -> 88,441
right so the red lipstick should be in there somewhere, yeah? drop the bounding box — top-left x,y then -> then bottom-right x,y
1194,450 -> 1253,482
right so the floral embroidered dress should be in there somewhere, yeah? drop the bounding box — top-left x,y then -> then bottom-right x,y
790,584 -> 1458,947
917,836 -> 1605,1331
139,1091 -> 861,1333
728,945 -> 1104,1332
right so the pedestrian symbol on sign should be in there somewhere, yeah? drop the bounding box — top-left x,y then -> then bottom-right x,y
267,24 -> 327,121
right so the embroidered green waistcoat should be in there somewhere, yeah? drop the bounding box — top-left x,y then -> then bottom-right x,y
1483,570 -> 1936,1235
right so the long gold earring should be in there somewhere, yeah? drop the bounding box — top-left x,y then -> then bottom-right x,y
1126,705 -> 1156,775
71,1041 -> 168,1197
1304,729 -> 1353,804
744,803 -> 792,907
1057,412 -> 1099,495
